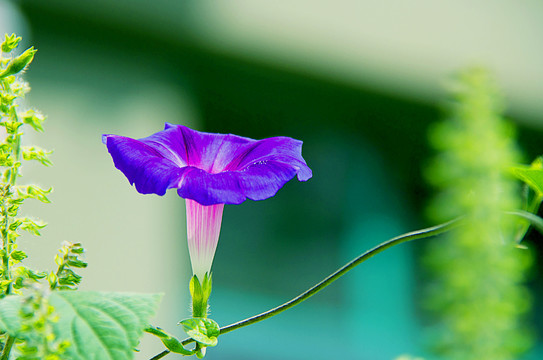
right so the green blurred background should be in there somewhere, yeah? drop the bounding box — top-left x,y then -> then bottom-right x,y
1,0 -> 542,359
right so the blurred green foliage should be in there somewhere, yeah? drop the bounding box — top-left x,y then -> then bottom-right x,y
425,68 -> 534,359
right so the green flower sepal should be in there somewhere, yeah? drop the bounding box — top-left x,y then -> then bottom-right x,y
189,273 -> 212,318
183,273 -> 218,358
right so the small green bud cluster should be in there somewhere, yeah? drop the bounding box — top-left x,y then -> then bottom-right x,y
0,33 -> 52,297
0,34 -> 86,359
48,242 -> 87,290
1,34 -> 21,53
0,34 -> 35,80
16,292 -> 70,360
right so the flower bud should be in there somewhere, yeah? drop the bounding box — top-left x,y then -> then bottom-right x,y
0,47 -> 37,78
1,33 -> 21,53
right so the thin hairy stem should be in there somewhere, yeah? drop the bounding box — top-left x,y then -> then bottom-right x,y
150,218 -> 460,359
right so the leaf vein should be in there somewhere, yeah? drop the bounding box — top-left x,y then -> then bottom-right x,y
56,294 -> 124,360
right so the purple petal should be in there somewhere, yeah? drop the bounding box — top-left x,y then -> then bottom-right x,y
103,123 -> 312,205
102,134 -> 185,195
177,160 -> 301,205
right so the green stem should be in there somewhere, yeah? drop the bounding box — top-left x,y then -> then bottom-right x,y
8,107 -> 21,186
1,192 -> 11,295
0,335 -> 15,360
217,218 -> 459,336
149,350 -> 169,360
1,101 -> 22,296
150,218 -> 460,359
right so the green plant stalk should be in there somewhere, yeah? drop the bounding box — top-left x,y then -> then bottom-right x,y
1,194 -> 10,294
0,76 -> 18,295
217,218 -> 459,336
0,334 -> 15,360
424,68 -> 530,359
1,107 -> 22,296
150,218 -> 460,359
150,350 -> 169,360
8,108 -> 21,186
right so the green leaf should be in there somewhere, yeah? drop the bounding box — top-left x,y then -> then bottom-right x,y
24,267 -> 47,281
0,294 -> 23,336
509,210 -> 543,236
144,326 -> 194,355
70,243 -> 85,254
9,219 -> 22,231
0,148 -> 13,166
179,318 -> 220,347
10,249 -> 27,261
511,157 -> 543,197
57,268 -> 82,287
18,217 -> 47,236
20,109 -> 46,132
16,185 -> 52,203
66,257 -> 88,269
22,146 -> 52,166
49,291 -> 163,360
0,120 -> 23,134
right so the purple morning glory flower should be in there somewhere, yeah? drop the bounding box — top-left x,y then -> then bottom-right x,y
103,123 -> 312,281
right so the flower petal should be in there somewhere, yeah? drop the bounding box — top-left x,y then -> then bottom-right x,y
186,199 -> 224,281
103,123 -> 312,205
225,136 -> 313,181
177,160 -> 303,205
102,134 -> 185,195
